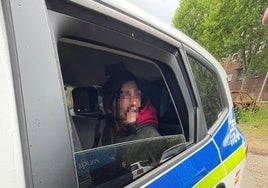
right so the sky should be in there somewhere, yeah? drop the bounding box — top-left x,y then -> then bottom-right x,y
125,0 -> 181,25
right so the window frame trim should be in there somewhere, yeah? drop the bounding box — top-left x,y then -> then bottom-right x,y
182,45 -> 229,135
57,37 -> 192,186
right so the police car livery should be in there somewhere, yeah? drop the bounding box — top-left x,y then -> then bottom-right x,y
0,0 -> 246,187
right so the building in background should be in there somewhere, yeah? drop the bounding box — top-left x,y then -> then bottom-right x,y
224,54 -> 268,102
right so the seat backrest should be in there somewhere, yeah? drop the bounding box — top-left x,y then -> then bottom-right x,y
72,86 -> 100,115
146,80 -> 183,135
71,86 -> 105,150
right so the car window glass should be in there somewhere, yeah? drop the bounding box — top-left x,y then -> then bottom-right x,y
58,38 -> 187,186
130,164 -> 138,171
140,160 -> 150,166
187,55 -> 223,129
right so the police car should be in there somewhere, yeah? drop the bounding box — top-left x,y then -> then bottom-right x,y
0,0 -> 247,187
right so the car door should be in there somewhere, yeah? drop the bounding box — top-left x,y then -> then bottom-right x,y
1,0 -> 246,187
136,46 -> 227,187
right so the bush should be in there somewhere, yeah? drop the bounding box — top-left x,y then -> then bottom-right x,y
235,104 -> 268,126
234,105 -> 252,123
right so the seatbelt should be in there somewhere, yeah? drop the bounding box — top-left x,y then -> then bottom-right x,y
94,118 -> 106,147
98,119 -> 106,147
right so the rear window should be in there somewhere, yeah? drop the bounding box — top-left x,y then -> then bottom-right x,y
187,55 -> 223,129
130,164 -> 139,171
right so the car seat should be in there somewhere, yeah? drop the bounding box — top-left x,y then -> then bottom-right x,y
146,80 -> 183,135
71,86 -> 106,150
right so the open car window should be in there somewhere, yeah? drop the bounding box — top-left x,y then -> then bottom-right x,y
58,38 -> 187,187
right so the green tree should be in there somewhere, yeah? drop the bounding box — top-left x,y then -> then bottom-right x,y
173,0 -> 268,89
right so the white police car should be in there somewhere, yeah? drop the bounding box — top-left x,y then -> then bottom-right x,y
0,0 -> 247,187
131,160 -> 154,180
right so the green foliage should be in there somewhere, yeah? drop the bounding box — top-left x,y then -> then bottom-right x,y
173,0 -> 268,86
234,105 -> 253,123
236,104 -> 268,126
65,86 -> 74,109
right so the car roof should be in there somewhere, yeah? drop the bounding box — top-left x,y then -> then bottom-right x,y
70,0 -> 227,79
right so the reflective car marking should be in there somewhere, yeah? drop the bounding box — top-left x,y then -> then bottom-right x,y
194,145 -> 246,187
144,109 -> 246,188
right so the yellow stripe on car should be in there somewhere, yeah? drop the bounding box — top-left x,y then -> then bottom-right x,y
194,144 -> 246,188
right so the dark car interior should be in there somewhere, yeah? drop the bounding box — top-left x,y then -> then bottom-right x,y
57,37 -> 188,187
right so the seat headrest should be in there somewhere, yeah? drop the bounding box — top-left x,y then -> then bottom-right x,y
72,87 -> 99,115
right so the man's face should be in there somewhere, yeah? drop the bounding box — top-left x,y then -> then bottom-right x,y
117,81 -> 141,123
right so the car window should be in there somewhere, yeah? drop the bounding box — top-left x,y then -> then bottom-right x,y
130,164 -> 139,171
140,160 -> 150,167
57,38 -> 187,187
187,55 -> 223,129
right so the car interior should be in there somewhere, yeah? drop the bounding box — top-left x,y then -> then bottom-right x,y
58,37 -> 186,150
57,36 -> 188,186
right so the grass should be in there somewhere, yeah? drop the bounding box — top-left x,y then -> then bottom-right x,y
238,104 -> 268,136
238,104 -> 268,160
238,105 -> 268,188
238,104 -> 268,127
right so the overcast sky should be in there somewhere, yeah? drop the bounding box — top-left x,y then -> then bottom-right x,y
125,0 -> 181,25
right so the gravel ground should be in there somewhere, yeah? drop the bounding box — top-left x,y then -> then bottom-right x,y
241,152 -> 268,188
240,125 -> 268,188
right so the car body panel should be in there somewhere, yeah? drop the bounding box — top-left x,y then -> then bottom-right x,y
0,2 -> 26,187
0,0 -> 246,187
142,109 -> 246,188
